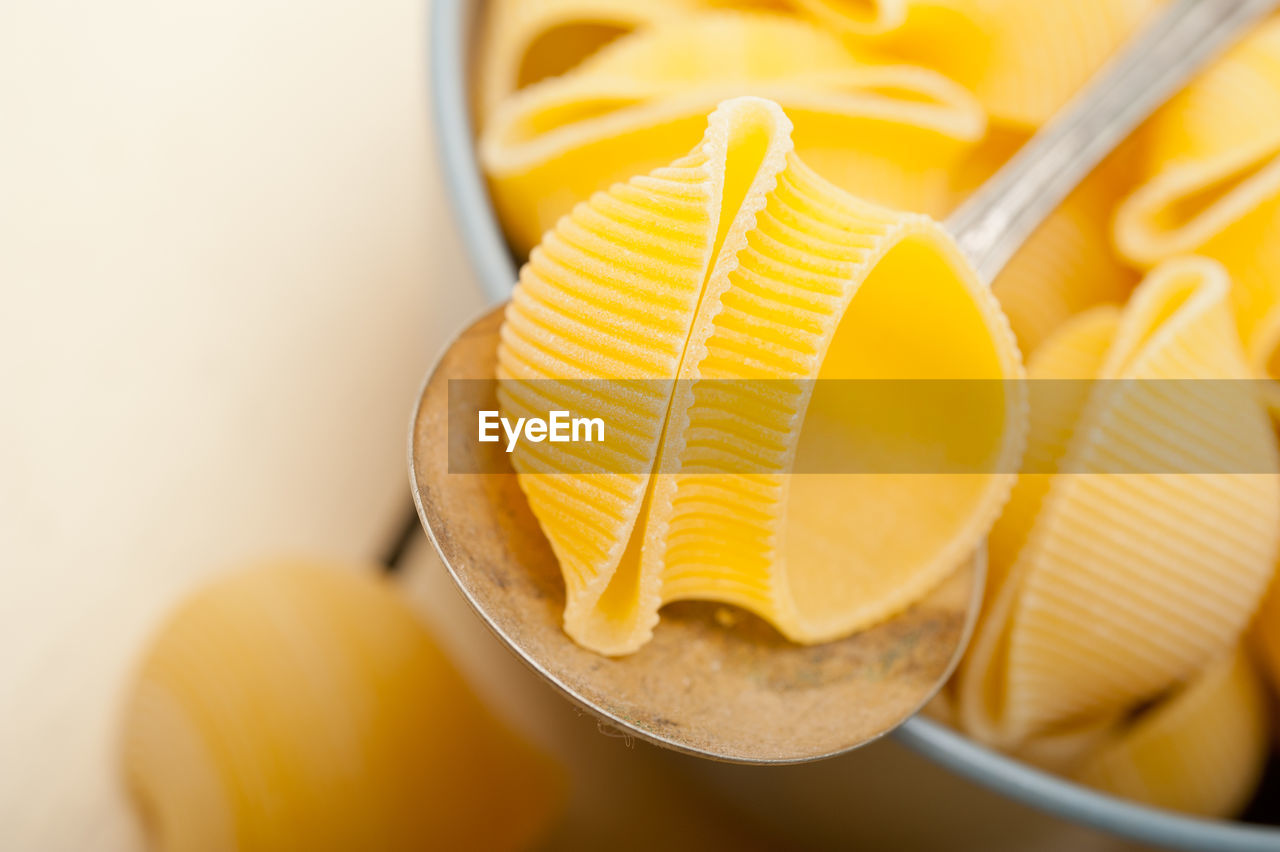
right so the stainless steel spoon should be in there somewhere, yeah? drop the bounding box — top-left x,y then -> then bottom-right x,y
410,0 -> 1279,764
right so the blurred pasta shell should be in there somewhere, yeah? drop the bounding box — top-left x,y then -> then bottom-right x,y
954,129 -> 1142,355
861,0 -> 1166,128
1076,646 -> 1272,819
957,257 -> 1280,748
481,12 -> 985,254
121,560 -> 565,852
476,0 -> 691,121
1116,19 -> 1280,381
476,0 -> 905,122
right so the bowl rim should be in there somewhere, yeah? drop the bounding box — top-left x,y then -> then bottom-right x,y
427,2 -> 1279,848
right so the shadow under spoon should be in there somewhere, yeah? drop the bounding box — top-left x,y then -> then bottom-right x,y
409,0 -> 1280,764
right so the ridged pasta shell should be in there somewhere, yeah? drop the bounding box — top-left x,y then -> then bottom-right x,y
1075,646 -> 1272,819
499,96 -> 1024,655
957,257 -> 1280,747
481,12 -> 985,254
1116,20 -> 1280,382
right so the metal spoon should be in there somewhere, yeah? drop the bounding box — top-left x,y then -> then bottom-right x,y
410,0 -> 1279,764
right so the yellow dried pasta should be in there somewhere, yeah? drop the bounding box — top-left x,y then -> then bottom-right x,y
498,96 -> 1024,655
990,178 -> 1139,356
859,0 -> 1165,128
476,0 -> 1280,819
121,561 -> 565,852
1115,19 -> 1280,386
952,130 -> 1142,355
480,12 -> 985,255
476,0 -> 691,121
956,257 -> 1280,748
1075,646 -> 1272,819
814,0 -> 1167,128
478,0 -> 1161,131
476,0 -> 922,122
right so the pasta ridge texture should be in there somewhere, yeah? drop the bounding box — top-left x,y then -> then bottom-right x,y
499,96 -> 1025,655
957,257 -> 1280,748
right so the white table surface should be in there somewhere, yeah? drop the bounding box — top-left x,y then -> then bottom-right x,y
0,1 -> 1148,848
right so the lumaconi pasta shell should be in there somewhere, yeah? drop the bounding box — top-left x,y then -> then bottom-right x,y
477,0 -> 1162,130
959,131 -> 1143,355
476,0 -> 918,122
476,0 -> 693,122
1075,646 -> 1272,819
863,0 -> 1165,128
957,257 -> 1280,748
1115,19 -> 1280,382
496,95 -> 781,653
121,561 -> 565,852
499,96 -> 1024,655
481,12 -> 986,255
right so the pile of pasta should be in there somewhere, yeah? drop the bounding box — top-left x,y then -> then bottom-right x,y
478,0 -> 1280,819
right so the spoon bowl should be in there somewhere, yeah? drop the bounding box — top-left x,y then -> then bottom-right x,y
409,306 -> 982,763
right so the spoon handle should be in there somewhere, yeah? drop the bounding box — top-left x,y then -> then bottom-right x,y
948,0 -> 1280,283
